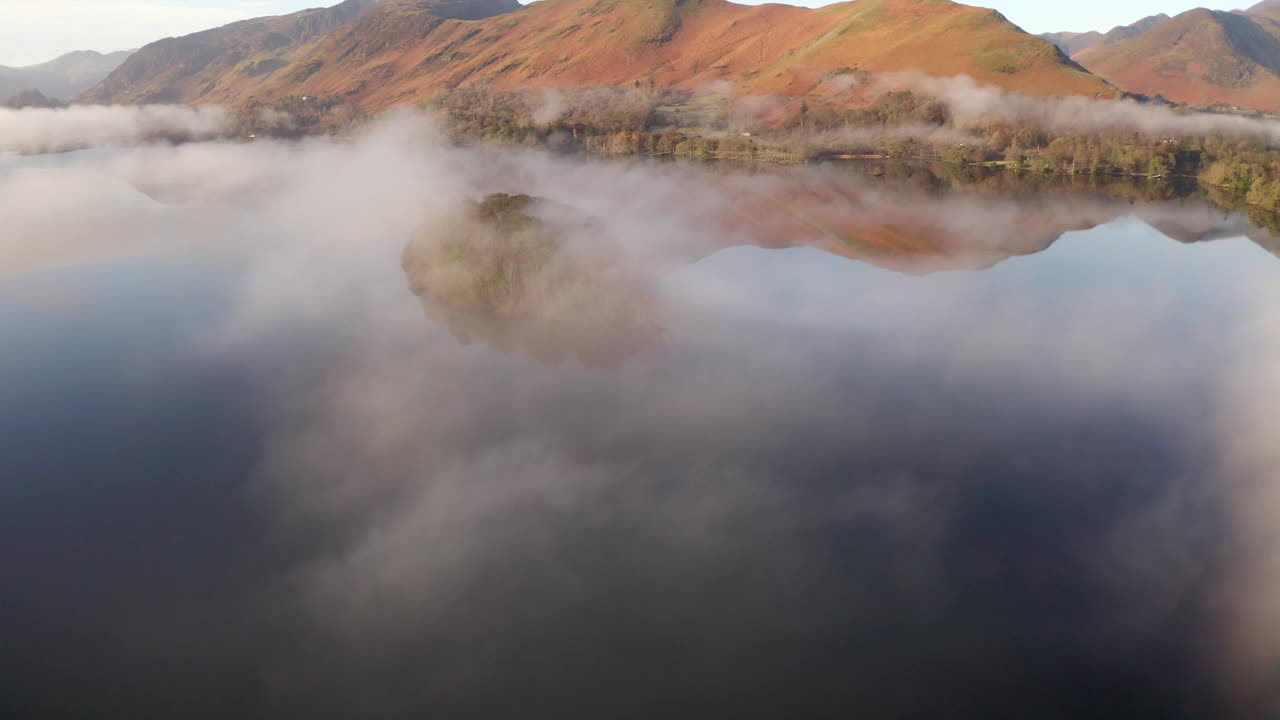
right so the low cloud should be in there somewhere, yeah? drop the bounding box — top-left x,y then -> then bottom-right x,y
529,86 -> 655,128
877,73 -> 1280,140
0,104 -> 230,154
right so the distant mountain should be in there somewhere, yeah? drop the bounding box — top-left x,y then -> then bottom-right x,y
1040,14 -> 1170,56
2,89 -> 64,109
0,50 -> 132,102
1071,6 -> 1280,111
82,0 -> 1110,112
1040,30 -> 1105,57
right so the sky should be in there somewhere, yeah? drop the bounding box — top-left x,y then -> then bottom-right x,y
0,0 -> 1255,67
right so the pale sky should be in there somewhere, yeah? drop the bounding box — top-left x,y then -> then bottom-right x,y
0,0 -> 1253,67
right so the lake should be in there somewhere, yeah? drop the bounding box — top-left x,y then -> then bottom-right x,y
2,129 -> 1279,719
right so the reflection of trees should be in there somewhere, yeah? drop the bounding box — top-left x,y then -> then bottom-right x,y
403,194 -> 661,368
403,173 -> 1280,350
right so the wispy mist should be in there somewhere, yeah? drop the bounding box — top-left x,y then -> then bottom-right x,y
0,104 -> 230,154
876,73 -> 1280,140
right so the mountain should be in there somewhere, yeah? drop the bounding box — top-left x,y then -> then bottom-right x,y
1040,30 -> 1105,57
1249,0 -> 1280,21
82,0 -> 1110,111
1068,6 -> 1280,110
1040,14 -> 1170,56
0,50 -> 132,102
80,0 -> 393,105
3,89 -> 64,109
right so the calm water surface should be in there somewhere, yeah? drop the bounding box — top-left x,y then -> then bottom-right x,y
2,142 -> 1279,719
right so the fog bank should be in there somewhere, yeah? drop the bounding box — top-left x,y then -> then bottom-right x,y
0,104 -> 230,154
877,73 -> 1280,140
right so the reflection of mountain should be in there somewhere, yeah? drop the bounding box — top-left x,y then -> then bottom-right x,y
402,193 -> 661,368
1145,214 -> 1259,245
404,170 -> 1280,374
1246,231 -> 1280,258
709,170 -> 1090,272
688,163 -> 1280,272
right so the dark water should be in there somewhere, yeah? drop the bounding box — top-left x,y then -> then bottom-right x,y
2,143 -> 1280,719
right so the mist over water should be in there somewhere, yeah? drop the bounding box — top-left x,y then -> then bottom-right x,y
2,115 -> 1280,719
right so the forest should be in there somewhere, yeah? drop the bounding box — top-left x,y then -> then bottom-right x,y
426,85 -> 1280,213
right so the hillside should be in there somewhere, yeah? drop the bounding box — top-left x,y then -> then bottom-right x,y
79,0 -> 391,105
0,50 -> 132,102
1070,6 -> 1280,110
1040,14 -> 1170,56
82,0 -> 1110,112
1249,0 -> 1280,21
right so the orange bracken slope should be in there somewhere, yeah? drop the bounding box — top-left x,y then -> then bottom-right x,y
83,0 -> 1111,111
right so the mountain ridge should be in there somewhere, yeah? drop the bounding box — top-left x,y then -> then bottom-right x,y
80,0 -> 387,105
0,50 -> 133,102
1040,14 -> 1171,56
80,0 -> 1111,112
1069,5 -> 1280,110
1247,0 -> 1280,20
